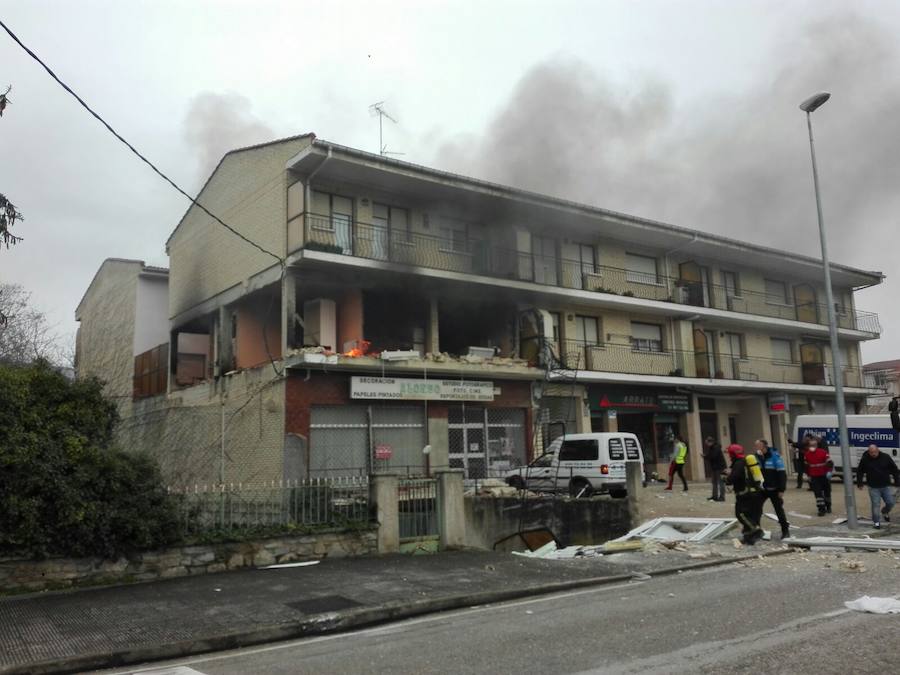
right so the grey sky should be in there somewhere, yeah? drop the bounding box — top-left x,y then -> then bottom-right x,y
1,0 -> 897,361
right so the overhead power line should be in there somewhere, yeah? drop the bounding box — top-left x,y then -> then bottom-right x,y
0,18 -> 283,266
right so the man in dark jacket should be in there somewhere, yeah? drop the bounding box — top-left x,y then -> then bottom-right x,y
755,439 -> 790,539
725,444 -> 764,545
791,438 -> 808,489
703,436 -> 727,502
856,444 -> 900,529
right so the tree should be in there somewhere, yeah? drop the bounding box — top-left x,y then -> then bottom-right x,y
0,283 -> 68,366
0,192 -> 23,248
0,360 -> 183,558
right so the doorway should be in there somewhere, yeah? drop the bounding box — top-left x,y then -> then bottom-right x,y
693,328 -> 714,378
800,343 -> 826,385
700,412 -> 718,478
794,284 -> 819,324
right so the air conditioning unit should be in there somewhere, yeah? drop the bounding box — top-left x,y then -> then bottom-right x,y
303,298 -> 336,351
466,346 -> 497,359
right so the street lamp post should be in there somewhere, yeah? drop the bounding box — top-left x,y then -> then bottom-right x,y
799,91 -> 857,529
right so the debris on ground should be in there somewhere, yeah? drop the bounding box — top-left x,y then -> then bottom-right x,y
511,540 -> 644,560
611,517 -> 738,544
840,559 -> 866,573
844,596 -> 900,614
785,536 -> 900,552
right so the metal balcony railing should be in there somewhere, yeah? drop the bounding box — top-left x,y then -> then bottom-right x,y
302,214 -> 880,335
556,340 -> 866,387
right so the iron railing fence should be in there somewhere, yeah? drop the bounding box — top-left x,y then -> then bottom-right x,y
558,340 -> 866,387
169,476 -> 370,534
397,477 -> 439,540
303,214 -> 879,334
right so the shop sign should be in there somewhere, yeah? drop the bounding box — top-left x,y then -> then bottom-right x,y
591,387 -> 691,413
767,392 -> 790,413
351,376 -> 495,401
374,444 -> 393,460
658,394 -> 692,413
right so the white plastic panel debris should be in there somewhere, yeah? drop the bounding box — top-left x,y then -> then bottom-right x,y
785,536 -> 900,551
845,596 -> 900,614
611,518 -> 738,544
512,540 -> 644,560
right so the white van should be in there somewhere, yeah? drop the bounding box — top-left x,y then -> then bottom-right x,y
504,432 -> 644,498
792,414 -> 900,476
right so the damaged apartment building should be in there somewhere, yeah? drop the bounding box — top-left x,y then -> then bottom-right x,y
75,134 -> 885,487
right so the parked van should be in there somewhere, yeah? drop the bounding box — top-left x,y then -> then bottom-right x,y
792,414 -> 900,476
504,432 -> 644,498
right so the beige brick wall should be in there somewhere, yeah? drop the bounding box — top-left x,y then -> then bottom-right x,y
168,136 -> 312,318
75,260 -> 140,417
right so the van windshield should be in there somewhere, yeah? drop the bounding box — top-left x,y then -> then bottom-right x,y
531,453 -> 554,468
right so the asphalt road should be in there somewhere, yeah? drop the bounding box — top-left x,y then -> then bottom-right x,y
102,550 -> 900,675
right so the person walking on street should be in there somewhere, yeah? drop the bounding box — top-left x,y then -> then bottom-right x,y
725,444 -> 765,545
791,438 -> 808,489
704,436 -> 727,502
804,436 -> 832,516
665,434 -> 689,491
755,439 -> 790,539
856,444 -> 900,529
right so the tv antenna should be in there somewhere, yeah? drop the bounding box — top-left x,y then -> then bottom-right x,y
368,101 -> 404,156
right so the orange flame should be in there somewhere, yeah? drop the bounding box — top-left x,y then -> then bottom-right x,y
342,340 -> 371,358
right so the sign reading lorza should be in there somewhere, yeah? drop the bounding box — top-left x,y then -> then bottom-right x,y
351,376 -> 495,401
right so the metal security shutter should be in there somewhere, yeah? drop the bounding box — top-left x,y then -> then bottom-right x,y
371,406 -> 427,474
310,406 -> 369,475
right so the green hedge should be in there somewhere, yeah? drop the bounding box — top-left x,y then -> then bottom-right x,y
0,361 -> 183,559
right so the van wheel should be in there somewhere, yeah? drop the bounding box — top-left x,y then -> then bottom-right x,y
508,476 -> 525,491
570,479 -> 593,498
610,489 -> 628,499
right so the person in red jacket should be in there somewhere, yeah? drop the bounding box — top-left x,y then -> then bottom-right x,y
804,436 -> 833,516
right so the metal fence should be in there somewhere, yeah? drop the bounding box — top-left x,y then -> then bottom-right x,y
398,477 -> 438,540
170,477 -> 370,533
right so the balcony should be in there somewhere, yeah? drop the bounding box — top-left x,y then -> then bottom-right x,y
302,215 -> 880,335
557,340 -> 866,388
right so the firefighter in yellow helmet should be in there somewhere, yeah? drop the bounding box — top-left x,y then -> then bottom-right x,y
725,443 -> 765,545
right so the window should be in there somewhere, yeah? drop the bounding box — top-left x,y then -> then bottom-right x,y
574,315 -> 600,345
558,439 -> 598,462
625,253 -> 658,284
765,279 -> 788,305
531,453 -> 554,468
550,312 -> 561,343
311,191 -> 352,231
372,203 -> 410,242
608,437 -> 625,460
439,222 -> 468,252
722,271 -> 739,297
632,322 -> 663,352
724,332 -> 744,359
576,243 -> 596,276
837,345 -> 850,367
770,338 -> 793,363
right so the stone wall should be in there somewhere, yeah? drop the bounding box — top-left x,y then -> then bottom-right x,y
0,529 -> 377,594
464,496 -> 634,552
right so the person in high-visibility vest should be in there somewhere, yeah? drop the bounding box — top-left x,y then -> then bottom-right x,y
665,434 -> 689,492
725,443 -> 765,545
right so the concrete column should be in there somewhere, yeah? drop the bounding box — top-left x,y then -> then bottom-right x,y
736,396 -> 768,447
626,461 -> 642,524
217,305 -> 234,375
426,297 -> 440,354
370,473 -> 399,554
281,270 -> 297,356
435,469 -> 466,550
427,414 -> 449,471
573,386 -> 592,433
684,402 -> 704,480
605,410 -> 619,433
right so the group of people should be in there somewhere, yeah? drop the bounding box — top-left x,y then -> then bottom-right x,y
699,434 -> 900,543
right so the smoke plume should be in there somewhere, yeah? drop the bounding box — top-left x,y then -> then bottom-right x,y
184,92 -> 274,183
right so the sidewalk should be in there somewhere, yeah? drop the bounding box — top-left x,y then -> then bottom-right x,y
1,545 -> 789,675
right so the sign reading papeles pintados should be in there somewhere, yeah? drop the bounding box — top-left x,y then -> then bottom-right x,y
351,376 -> 495,401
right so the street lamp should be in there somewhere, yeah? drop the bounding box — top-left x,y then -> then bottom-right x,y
799,91 -> 857,529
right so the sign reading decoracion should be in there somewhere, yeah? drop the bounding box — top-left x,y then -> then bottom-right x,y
350,376 -> 495,401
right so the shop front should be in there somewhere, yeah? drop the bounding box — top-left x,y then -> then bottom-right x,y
588,385 -> 692,479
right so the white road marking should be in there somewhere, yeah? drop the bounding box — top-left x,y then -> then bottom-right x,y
110,580 -> 645,674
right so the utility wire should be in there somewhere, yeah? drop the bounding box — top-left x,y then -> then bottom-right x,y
0,18 -> 283,266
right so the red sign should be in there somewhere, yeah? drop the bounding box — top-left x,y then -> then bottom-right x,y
375,444 -> 393,460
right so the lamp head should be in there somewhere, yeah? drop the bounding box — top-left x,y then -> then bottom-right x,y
799,92 -> 831,113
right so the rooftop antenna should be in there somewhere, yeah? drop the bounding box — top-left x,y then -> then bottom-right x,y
368,101 -> 404,156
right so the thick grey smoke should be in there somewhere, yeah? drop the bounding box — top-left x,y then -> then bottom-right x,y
435,13 -> 900,358
183,92 -> 274,184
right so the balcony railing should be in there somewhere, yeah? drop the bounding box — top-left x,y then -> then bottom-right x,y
302,215 -> 880,334
557,340 -> 866,387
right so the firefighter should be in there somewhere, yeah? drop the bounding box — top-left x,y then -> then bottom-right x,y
725,443 -> 765,545
804,436 -> 833,516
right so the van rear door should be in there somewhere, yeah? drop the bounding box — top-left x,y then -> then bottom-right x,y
606,436 -> 628,480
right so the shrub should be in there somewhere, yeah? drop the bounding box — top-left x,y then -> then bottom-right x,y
0,361 -> 183,558
305,240 -> 345,254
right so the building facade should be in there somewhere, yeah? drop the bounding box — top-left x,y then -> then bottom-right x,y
78,134 -> 885,486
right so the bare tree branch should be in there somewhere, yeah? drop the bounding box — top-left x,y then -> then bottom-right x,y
0,193 -> 24,248
0,284 -> 69,366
